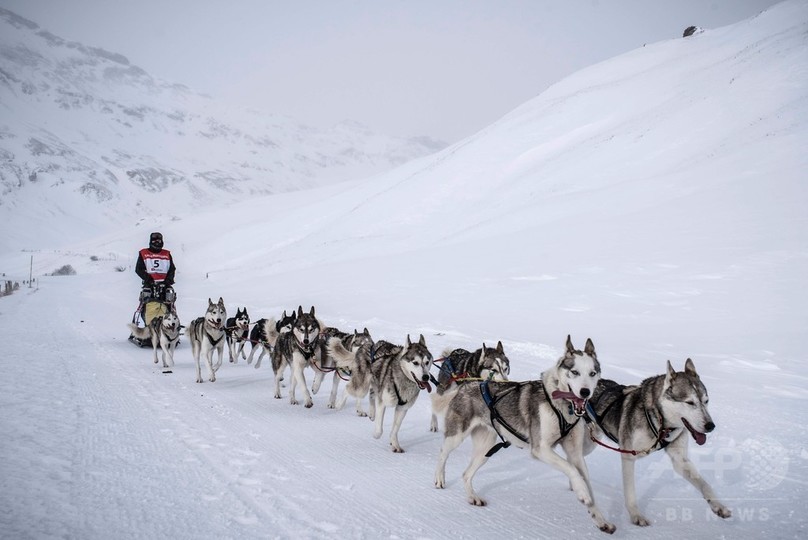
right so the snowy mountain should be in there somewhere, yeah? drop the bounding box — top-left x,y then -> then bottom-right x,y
0,7 -> 445,251
1,2 -> 806,539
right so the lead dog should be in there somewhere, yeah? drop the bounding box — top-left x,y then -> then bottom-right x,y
271,306 -> 320,408
225,307 -> 250,363
434,336 -> 615,534
586,358 -> 731,526
368,334 -> 433,453
127,312 -> 181,372
429,342 -> 511,432
187,297 -> 227,383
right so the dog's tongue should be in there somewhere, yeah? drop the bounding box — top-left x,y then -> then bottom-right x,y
682,418 -> 707,445
551,389 -> 583,405
418,380 -> 432,393
551,390 -> 586,413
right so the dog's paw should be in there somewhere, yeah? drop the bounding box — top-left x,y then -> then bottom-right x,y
467,495 -> 487,507
710,501 -> 732,519
209,376 -> 216,383
304,401 -> 313,409
373,429 -> 382,439
598,522 -> 616,534
630,514 -> 651,527
434,475 -> 445,489
154,358 -> 158,364
326,403 -> 336,409
196,377 -> 203,383
392,445 -> 404,453
356,411 -> 368,417
290,398 -> 299,405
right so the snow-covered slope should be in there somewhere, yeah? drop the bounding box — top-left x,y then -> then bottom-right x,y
0,7 -> 445,250
1,2 -> 806,539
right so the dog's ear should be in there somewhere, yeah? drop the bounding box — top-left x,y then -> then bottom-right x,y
364,327 -> 369,335
208,298 -> 213,306
584,338 -> 596,358
406,334 -> 412,347
684,358 -> 698,377
665,360 -> 677,383
565,335 -> 575,355
482,343 -> 487,354
217,297 -> 224,306
497,341 -> 504,354
419,334 -> 426,346
309,306 -> 315,317
297,306 -> 303,317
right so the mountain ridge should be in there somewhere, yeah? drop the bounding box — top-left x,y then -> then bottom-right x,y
0,7 -> 445,250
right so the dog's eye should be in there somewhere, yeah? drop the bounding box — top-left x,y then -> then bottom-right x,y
570,369 -> 579,376
589,371 -> 597,377
686,400 -> 696,406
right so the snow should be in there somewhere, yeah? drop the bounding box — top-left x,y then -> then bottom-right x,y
1,1 -> 807,538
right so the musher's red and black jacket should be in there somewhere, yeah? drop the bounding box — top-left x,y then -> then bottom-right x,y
135,248 -> 176,286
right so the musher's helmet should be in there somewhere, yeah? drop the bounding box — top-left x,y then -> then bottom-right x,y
149,231 -> 164,252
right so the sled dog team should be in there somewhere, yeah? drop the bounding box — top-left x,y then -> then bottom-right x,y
131,300 -> 732,533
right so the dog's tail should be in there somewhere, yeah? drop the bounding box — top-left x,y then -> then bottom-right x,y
264,318 -> 280,346
327,337 -> 356,370
127,322 -> 151,340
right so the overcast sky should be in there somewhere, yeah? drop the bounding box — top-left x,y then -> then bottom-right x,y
0,0 -> 782,142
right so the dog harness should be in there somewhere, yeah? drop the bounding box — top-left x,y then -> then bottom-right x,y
584,398 -> 673,456
543,386 -> 588,446
644,407 -> 671,450
479,380 -> 529,457
204,319 -> 225,346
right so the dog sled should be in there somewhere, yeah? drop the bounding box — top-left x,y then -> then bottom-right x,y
128,282 -> 178,347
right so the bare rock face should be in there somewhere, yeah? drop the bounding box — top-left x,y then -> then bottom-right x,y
683,25 -> 703,38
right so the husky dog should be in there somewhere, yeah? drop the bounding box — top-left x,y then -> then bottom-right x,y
247,310 -> 296,368
368,334 -> 433,453
271,306 -> 321,408
127,312 -> 181,371
187,297 -> 227,383
429,342 -> 511,432
315,327 -> 374,409
325,329 -> 376,415
225,307 -> 251,363
434,336 -> 615,534
586,358 -> 731,526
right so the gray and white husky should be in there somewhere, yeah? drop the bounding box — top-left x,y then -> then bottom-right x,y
316,327 -> 374,409
225,307 -> 250,364
368,334 -> 433,453
127,312 -> 181,371
586,358 -> 731,526
429,342 -> 511,432
187,297 -> 227,383
247,310 -> 297,368
434,336 -> 615,534
271,306 -> 321,408
325,329 -> 376,415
